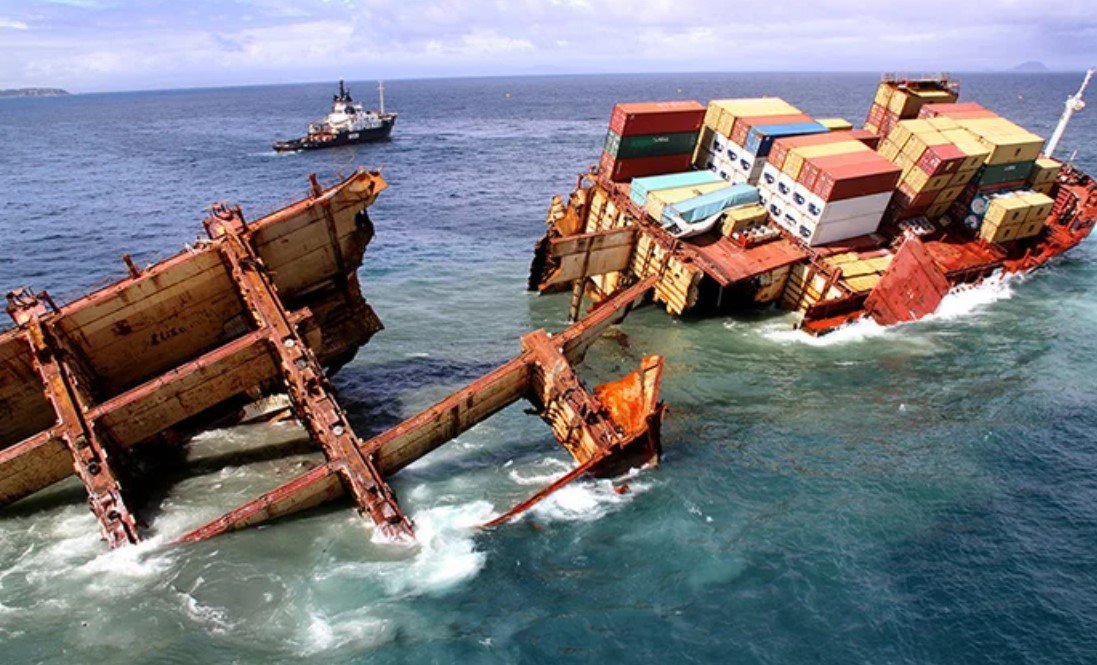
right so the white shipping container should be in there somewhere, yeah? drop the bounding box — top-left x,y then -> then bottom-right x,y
803,191 -> 892,226
790,183 -> 814,213
806,212 -> 884,246
776,172 -> 797,200
760,163 -> 782,190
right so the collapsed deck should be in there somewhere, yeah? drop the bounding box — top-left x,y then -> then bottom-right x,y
1,170 -> 666,552
529,166 -> 1097,333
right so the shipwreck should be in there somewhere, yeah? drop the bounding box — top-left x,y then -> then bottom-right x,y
0,169 -> 665,551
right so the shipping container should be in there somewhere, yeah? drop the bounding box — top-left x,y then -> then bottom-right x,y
605,130 -> 700,160
806,152 -> 901,201
662,184 -> 760,224
744,121 -> 829,156
628,170 -> 724,207
976,161 -> 1035,187
601,150 -> 695,182
731,113 -> 815,146
818,117 -> 854,131
644,181 -> 733,220
610,100 -> 706,137
805,211 -> 884,246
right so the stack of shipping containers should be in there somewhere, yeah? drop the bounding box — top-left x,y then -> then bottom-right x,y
864,78 -> 959,137
914,102 -> 1053,239
876,118 -> 989,221
600,101 -> 706,182
758,131 -> 900,246
692,98 -> 827,185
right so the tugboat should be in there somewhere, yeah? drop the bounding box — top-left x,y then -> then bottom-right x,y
273,80 -> 396,152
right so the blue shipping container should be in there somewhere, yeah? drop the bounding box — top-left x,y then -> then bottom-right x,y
662,184 -> 760,224
629,170 -> 723,207
744,122 -> 828,157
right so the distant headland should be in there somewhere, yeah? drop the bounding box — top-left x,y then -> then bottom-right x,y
0,88 -> 70,98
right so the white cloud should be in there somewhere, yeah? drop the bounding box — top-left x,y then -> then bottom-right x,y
0,0 -> 1094,91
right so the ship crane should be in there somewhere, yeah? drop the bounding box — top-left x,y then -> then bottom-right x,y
1045,67 -> 1094,159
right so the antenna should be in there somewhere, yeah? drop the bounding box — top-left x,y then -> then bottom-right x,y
1045,68 -> 1094,159
378,80 -> 385,115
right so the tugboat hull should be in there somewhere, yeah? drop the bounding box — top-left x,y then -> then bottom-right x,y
273,116 -> 395,152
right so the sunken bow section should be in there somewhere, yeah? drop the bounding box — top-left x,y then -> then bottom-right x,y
1,169 -> 666,551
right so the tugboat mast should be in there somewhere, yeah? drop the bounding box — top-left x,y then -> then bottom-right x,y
1045,68 -> 1094,159
378,80 -> 385,115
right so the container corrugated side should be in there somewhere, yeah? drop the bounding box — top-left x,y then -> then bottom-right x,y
605,130 -> 699,159
628,170 -> 723,206
744,122 -> 829,156
609,100 -> 706,137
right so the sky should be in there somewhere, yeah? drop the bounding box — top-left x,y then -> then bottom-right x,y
0,0 -> 1095,93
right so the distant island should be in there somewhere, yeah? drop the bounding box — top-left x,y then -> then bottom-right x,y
0,88 -> 70,98
1011,61 -> 1049,72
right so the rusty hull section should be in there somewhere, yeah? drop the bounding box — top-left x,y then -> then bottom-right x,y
177,276 -> 664,543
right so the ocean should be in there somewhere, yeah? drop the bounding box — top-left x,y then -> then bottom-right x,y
1,72 -> 1095,664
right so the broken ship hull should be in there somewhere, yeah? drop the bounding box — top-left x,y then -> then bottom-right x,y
2,168 -> 668,553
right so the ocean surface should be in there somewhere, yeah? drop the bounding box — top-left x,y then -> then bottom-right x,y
1,73 -> 1096,664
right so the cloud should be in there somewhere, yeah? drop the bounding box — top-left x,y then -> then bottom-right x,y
0,0 -> 1094,92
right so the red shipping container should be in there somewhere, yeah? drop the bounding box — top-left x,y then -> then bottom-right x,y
808,152 -> 901,201
730,113 -> 814,146
867,102 -> 886,125
609,101 -> 706,137
599,150 -> 694,182
917,144 -> 966,176
918,102 -> 992,119
768,130 -> 876,171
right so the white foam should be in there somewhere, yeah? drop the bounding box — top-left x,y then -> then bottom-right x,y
762,270 -> 1021,345
299,609 -> 394,654
529,473 -> 648,524
377,501 -> 494,597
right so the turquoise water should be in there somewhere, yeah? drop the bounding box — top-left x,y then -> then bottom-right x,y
1,73 -> 1095,664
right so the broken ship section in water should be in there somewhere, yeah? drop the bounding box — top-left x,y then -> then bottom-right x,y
529,75 -> 1097,333
0,169 -> 665,552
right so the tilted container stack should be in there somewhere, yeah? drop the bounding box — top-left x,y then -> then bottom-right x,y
693,98 -> 827,185
600,101 -> 706,182
877,118 -> 989,221
917,101 -> 1047,234
759,131 -> 900,246
864,76 -> 959,137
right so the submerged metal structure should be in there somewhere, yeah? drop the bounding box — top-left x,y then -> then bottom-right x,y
0,169 -> 665,551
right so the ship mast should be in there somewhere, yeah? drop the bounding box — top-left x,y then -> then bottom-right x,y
1045,68 -> 1094,159
378,80 -> 385,115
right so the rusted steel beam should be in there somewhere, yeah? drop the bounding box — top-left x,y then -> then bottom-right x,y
6,290 -> 140,548
176,463 -> 343,544
207,206 -> 413,541
174,278 -> 662,545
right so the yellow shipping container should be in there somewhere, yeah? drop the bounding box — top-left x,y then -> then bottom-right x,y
722,203 -> 768,236
948,168 -> 978,187
1015,218 -> 1046,240
646,182 -> 731,220
904,167 -> 931,191
956,118 -> 1044,165
984,195 -> 1031,228
936,185 -> 966,203
1028,157 -> 1061,186
708,98 -> 801,137
927,201 -> 951,219
878,138 -> 900,161
819,117 -> 854,131
926,117 -> 959,132
926,173 -> 952,191
864,121 -> 880,135
981,221 -> 1020,244
1016,191 -> 1054,223
873,84 -> 893,109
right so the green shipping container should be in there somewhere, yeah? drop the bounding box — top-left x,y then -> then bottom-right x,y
604,130 -> 699,160
976,160 -> 1034,187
